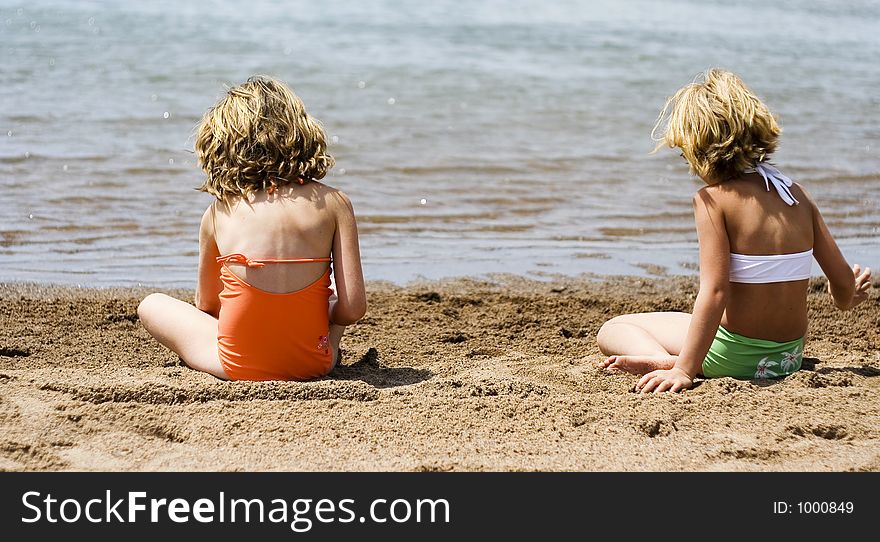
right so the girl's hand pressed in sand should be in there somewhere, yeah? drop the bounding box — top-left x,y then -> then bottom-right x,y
636,367 -> 694,394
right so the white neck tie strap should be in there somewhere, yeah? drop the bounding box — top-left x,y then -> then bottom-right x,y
745,162 -> 799,206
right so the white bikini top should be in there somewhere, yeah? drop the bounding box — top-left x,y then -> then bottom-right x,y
728,163 -> 813,284
729,249 -> 814,283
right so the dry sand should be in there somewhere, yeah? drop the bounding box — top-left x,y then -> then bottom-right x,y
0,276 -> 878,471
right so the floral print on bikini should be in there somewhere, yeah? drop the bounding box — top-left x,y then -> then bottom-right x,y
754,345 -> 802,379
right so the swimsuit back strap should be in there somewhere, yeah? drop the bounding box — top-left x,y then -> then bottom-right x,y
216,253 -> 331,268
745,162 -> 799,206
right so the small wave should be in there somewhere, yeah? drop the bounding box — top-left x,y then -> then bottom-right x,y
40,222 -> 140,233
802,173 -> 880,185
0,154 -> 114,164
599,211 -> 693,222
599,227 -> 644,237
360,212 -> 497,224
122,166 -> 179,176
6,114 -> 53,123
389,164 -> 523,176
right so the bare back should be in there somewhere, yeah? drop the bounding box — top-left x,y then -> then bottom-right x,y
212,182 -> 341,294
707,173 -> 814,341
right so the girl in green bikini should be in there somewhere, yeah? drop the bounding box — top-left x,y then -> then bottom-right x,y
596,68 -> 872,393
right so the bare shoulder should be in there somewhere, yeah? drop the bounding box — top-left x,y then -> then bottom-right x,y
693,185 -> 725,211
791,182 -> 816,206
199,202 -> 216,233
695,185 -> 717,199
313,181 -> 355,213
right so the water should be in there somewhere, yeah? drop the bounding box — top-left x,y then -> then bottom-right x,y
1,0 -> 878,287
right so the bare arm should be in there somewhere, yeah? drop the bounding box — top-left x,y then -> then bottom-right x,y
195,203 -> 223,318
638,190 -> 730,393
803,186 -> 872,310
675,190 -> 730,376
329,191 -> 366,325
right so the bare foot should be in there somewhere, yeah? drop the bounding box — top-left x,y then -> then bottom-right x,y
598,355 -> 676,376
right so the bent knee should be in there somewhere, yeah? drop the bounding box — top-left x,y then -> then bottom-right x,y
597,317 -> 627,337
596,318 -> 628,351
137,293 -> 170,323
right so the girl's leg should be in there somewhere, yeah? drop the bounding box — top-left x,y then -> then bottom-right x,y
595,312 -> 692,375
137,293 -> 228,379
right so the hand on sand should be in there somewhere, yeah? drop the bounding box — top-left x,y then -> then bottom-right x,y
849,264 -> 872,308
636,367 -> 693,394
598,355 -> 677,376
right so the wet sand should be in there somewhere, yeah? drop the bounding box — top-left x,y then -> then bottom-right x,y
0,276 -> 878,471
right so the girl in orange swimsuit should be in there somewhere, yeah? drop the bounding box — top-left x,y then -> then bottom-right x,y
137,76 -> 367,381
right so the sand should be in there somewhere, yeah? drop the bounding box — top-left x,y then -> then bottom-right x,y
0,276 -> 877,472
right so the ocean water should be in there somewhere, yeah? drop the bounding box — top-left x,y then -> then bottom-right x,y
1,0 -> 878,286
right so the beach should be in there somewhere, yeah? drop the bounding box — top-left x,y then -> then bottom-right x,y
2,276 -> 877,472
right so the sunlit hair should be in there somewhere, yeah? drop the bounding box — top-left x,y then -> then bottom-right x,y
195,75 -> 334,201
651,68 -> 780,184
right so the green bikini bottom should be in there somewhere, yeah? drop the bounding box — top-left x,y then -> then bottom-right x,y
702,325 -> 804,380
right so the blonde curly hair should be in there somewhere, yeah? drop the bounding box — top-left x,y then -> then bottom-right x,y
652,68 -> 781,184
195,76 -> 334,201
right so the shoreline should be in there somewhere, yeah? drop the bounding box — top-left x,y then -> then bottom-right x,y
1,276 -> 878,471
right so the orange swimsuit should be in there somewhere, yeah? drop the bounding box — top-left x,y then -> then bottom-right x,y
216,253 -> 333,381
